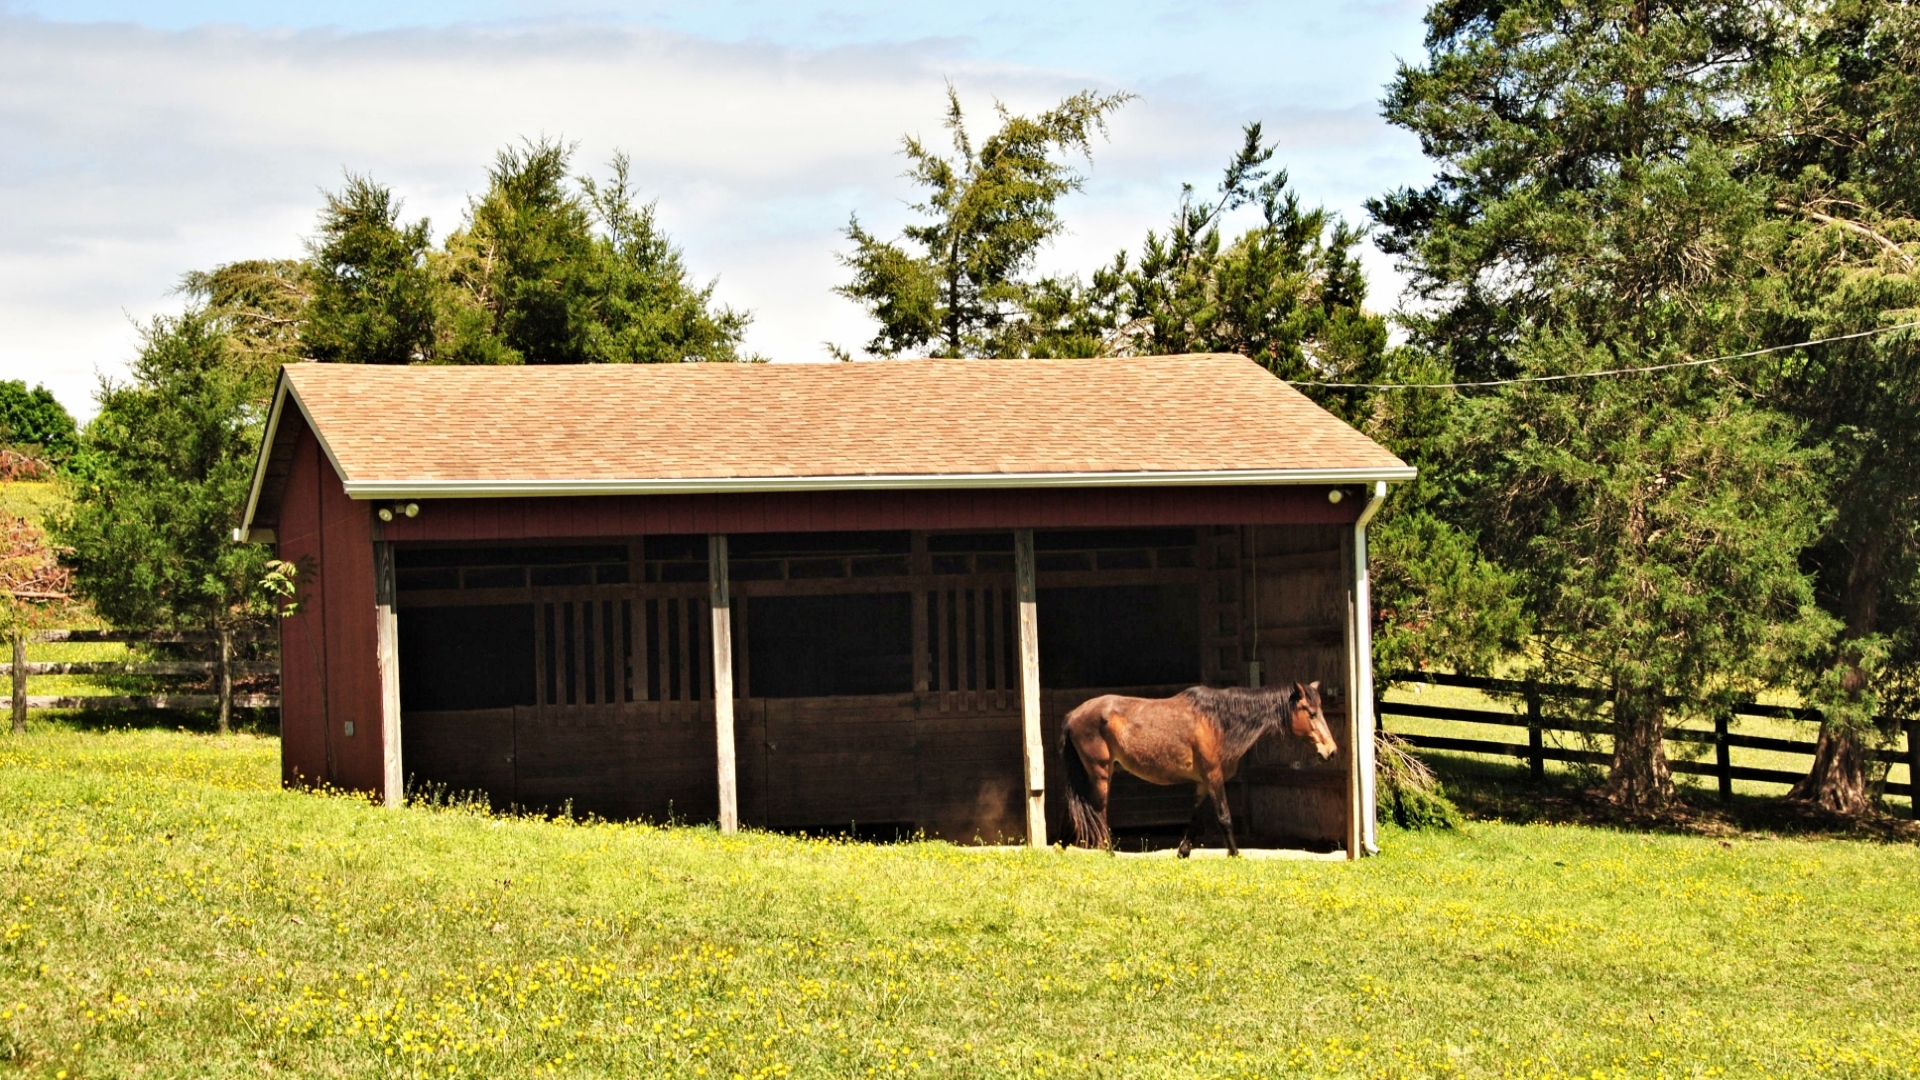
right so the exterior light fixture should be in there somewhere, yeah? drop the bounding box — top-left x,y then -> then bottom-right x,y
404,502 -> 420,518
378,507 -> 394,522
1327,488 -> 1345,504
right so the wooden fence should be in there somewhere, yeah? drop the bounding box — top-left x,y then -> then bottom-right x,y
7,629 -> 279,731
1382,671 -> 1919,805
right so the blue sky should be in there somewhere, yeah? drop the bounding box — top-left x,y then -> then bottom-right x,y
2,1 -> 1433,417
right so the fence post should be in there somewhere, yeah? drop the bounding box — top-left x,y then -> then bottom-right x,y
9,634 -> 24,735
1525,682 -> 1544,783
215,625 -> 233,736
1715,712 -> 1733,802
1908,718 -> 1919,822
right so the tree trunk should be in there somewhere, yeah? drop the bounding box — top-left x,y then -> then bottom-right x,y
1789,726 -> 1873,813
1793,531 -> 1882,812
1606,682 -> 1673,812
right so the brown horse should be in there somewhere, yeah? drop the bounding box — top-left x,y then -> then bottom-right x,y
1060,682 -> 1338,856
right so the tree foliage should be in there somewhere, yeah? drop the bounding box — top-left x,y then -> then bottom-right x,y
304,176 -> 437,365
836,88 -> 1132,358
0,381 -> 78,459
1371,0 -> 1840,811
1740,0 -> 1920,810
51,314 -> 276,631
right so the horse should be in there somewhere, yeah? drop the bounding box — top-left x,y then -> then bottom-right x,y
1060,682 -> 1338,856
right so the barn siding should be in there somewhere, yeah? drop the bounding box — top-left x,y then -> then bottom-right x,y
274,420 -> 393,798
275,415 -> 328,789
376,486 -> 1360,543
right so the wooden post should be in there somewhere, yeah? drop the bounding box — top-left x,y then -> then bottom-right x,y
9,634 -> 25,736
215,624 -> 233,736
1525,683 -> 1544,783
709,534 -> 738,835
373,539 -> 404,809
1014,529 -> 1046,848
1907,718 -> 1919,821
1715,713 -> 1733,802
1343,556 -> 1362,862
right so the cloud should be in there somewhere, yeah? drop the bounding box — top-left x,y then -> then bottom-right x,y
0,11 -> 1427,418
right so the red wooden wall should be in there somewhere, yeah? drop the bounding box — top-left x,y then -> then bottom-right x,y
274,415 -> 390,796
376,484 -> 1362,543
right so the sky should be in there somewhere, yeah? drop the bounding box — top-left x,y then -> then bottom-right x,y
1,0 -> 1434,420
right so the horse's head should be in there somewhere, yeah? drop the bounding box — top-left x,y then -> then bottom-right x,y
1289,681 -> 1338,760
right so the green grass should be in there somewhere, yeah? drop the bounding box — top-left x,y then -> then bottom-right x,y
0,481 -> 62,526
3,729 -> 1919,1078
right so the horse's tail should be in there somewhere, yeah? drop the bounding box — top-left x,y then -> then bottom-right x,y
1059,718 -> 1110,850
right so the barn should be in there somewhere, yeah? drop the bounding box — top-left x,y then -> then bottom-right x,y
237,354 -> 1413,856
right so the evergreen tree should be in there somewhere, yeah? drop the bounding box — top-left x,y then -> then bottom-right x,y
580,154 -> 753,364
51,312 -> 275,637
1372,0 -> 1837,810
1748,0 -> 1920,811
836,87 -> 1132,358
438,140 -> 750,364
304,175 -> 437,365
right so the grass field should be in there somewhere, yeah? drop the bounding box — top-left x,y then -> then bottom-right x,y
3,727 -> 1918,1079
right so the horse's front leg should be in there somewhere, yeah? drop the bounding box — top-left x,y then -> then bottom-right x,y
1207,775 -> 1238,857
1176,789 -> 1210,858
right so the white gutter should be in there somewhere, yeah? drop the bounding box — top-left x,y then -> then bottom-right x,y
1353,480 -> 1388,855
340,466 -> 1416,500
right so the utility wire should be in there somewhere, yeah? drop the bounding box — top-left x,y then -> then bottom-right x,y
1285,320 -> 1920,390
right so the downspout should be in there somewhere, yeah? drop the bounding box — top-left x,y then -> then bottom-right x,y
1353,481 -> 1388,855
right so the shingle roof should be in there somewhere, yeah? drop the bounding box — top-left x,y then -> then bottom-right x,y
251,354 -> 1410,515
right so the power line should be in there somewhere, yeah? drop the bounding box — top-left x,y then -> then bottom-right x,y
1284,320 -> 1920,390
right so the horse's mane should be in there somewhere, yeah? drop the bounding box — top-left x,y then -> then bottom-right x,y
1179,685 -> 1301,760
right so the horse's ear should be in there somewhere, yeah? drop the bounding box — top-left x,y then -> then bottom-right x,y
1309,680 -> 1321,692
1292,681 -> 1308,698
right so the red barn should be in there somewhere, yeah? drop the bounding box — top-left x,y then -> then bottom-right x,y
239,354 -> 1412,855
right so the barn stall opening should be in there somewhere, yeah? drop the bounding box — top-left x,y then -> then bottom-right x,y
238,355 -> 1413,855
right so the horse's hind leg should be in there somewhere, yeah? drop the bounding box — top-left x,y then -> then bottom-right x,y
1177,789 -> 1210,858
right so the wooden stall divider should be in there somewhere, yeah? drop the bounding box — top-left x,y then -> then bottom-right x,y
709,534 -> 738,834
373,539 -> 404,809
1015,529 -> 1046,848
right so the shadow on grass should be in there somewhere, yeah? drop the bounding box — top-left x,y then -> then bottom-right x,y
1427,750 -> 1920,842
25,707 -> 280,738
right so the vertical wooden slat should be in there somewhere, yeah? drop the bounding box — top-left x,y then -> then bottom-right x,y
1015,529 -> 1046,848
735,595 -> 751,703
911,592 -> 930,694
970,586 -> 986,712
651,598 -> 667,705
373,539 -> 403,809
623,599 -> 635,705
581,598 -> 597,706
683,591 -> 698,703
570,601 -> 586,707
984,588 -> 1000,707
936,588 -> 952,707
710,534 -> 738,834
533,603 -> 548,711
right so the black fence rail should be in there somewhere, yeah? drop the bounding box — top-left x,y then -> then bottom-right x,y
1382,671 -> 1919,804
8,628 -> 279,731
